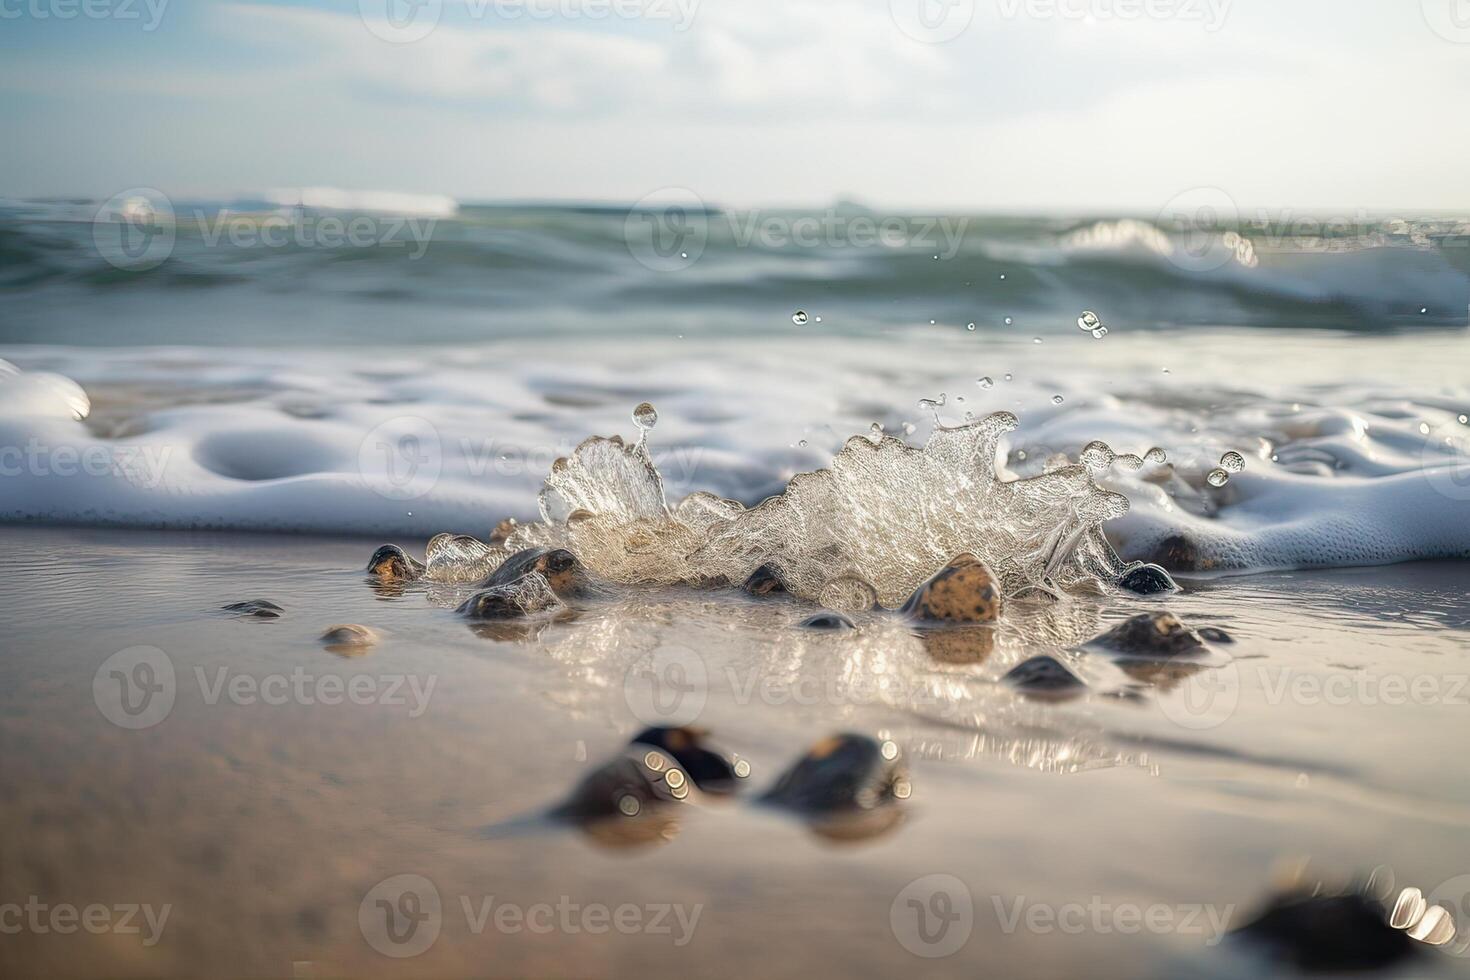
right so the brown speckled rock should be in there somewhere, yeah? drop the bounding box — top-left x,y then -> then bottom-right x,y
1086,611 -> 1208,658
902,554 -> 1002,623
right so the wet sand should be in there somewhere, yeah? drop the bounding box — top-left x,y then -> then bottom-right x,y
3,526 -> 1470,978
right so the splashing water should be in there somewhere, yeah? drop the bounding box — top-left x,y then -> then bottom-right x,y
429,407 -> 1148,609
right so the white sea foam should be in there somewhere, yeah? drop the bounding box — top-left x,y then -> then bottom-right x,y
1,338 -> 1467,579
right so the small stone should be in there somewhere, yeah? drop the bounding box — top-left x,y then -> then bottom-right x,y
799,611 -> 856,631
365,544 -> 425,582
221,599 -> 283,619
1117,563 -> 1179,595
760,734 -> 910,815
902,554 -> 1003,623
1232,887 -> 1417,972
319,624 -> 379,655
488,518 -> 519,546
552,747 -> 692,821
1003,655 -> 1086,696
741,563 -> 786,596
1198,626 -> 1235,644
480,548 -> 584,596
630,727 -> 749,795
457,572 -> 565,620
1085,612 -> 1209,658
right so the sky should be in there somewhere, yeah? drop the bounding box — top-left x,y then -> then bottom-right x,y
1,0 -> 1468,211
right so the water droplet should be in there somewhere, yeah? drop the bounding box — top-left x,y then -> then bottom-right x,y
1144,446 -> 1167,464
1219,451 -> 1245,473
618,795 -> 640,816
798,439 -> 807,447
1420,307 -> 1428,314
679,251 -> 688,259
999,273 -> 1007,280
977,376 -> 994,389
966,322 -> 976,331
1016,450 -> 1027,461
929,319 -> 937,325
814,315 -> 822,323
1051,394 -> 1064,404
1091,326 -> 1108,339
1206,468 -> 1230,487
868,422 -> 884,442
632,402 -> 658,429
1077,310 -> 1101,332
792,310 -> 808,325
1003,373 -> 1013,381
955,395 -> 965,403
1161,367 -> 1171,374
1459,414 -> 1468,425
901,422 -> 916,435
1032,337 -> 1042,344
1004,317 -> 1013,325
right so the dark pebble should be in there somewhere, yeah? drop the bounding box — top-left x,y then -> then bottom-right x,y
1117,563 -> 1179,595
799,611 -> 856,631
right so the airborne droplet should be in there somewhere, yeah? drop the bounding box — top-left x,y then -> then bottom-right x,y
632,402 -> 658,430
1052,395 -> 1064,405
1144,446 -> 1167,464
1206,468 -> 1230,487
1219,451 -> 1245,473
792,310 -> 808,325
978,376 -> 994,389
1077,310 -> 1101,332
